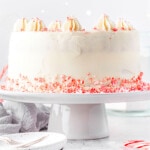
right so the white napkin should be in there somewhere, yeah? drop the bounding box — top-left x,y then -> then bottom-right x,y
0,101 -> 50,135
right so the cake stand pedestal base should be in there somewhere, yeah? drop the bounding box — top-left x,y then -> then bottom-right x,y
48,104 -> 109,140
1,90 -> 150,139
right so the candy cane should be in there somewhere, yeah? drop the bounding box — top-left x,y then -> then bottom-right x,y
0,65 -> 8,103
0,65 -> 8,80
124,140 -> 150,150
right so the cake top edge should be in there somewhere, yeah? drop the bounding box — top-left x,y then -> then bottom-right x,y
13,14 -> 135,32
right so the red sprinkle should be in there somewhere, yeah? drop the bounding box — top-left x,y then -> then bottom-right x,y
93,27 -> 97,30
112,27 -> 118,32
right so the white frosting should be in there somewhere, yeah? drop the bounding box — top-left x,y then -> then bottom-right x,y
13,18 -> 28,31
8,30 -> 140,81
117,18 -> 134,30
49,21 -> 62,31
14,18 -> 46,32
95,14 -> 116,31
62,17 -> 82,31
26,18 -> 46,31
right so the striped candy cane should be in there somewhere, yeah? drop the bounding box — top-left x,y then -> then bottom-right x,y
0,65 -> 8,80
0,65 -> 8,102
124,140 -> 150,150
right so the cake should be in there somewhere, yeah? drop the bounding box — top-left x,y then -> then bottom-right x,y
1,14 -> 150,93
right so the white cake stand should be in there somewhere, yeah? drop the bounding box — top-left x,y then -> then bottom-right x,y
0,90 -> 150,140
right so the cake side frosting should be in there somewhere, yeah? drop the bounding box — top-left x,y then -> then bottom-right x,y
8,30 -> 140,80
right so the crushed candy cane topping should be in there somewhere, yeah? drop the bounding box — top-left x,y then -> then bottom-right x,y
0,67 -> 150,93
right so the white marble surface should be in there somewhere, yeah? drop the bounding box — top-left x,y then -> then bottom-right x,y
64,109 -> 150,150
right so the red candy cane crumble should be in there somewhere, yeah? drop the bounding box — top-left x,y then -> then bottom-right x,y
0,66 -> 150,93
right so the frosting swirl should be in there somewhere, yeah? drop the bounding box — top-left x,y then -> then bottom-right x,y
49,21 -> 62,31
26,18 -> 46,31
117,18 -> 134,30
13,15 -> 135,32
95,14 -> 115,31
13,18 -> 28,31
62,16 -> 82,31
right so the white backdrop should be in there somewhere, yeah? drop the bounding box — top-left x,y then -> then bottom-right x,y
0,0 -> 150,69
0,0 -> 150,111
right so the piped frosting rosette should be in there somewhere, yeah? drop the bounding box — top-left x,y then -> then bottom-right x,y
49,20 -> 62,31
13,18 -> 28,31
26,18 -> 47,31
13,14 -> 135,32
94,14 -> 135,31
13,18 -> 47,31
62,16 -> 82,31
117,18 -> 134,30
94,14 -> 116,31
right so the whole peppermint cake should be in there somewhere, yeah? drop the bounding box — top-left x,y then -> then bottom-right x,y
3,14 -> 148,93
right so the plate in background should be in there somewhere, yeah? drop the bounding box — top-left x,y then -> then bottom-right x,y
0,132 -> 67,150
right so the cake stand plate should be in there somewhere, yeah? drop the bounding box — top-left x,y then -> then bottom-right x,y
0,90 -> 150,104
0,90 -> 150,140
